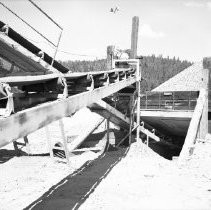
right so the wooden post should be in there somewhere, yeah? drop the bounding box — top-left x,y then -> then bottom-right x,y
129,95 -> 134,145
13,136 -> 30,155
45,125 -> 54,160
179,89 -> 207,161
136,61 -> 141,143
203,57 -> 211,133
145,92 -> 148,109
59,119 -> 71,169
107,45 -> 115,70
130,16 -> 139,59
23,136 -> 30,155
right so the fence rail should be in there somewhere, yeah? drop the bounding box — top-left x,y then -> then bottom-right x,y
140,91 -> 199,111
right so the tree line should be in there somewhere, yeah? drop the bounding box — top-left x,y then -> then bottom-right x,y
60,55 -> 192,91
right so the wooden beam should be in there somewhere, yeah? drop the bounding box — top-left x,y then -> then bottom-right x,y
89,100 -> 131,130
0,77 -> 136,148
89,100 -> 160,142
66,117 -> 104,152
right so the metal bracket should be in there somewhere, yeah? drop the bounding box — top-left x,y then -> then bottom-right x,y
0,83 -> 14,117
60,77 -> 68,98
87,74 -> 94,91
0,24 -> 9,35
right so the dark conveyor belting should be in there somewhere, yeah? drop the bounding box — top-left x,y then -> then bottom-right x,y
0,20 -> 69,73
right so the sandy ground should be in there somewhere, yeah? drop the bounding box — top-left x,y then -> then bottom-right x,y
0,108 -> 211,210
80,136 -> 211,210
0,108 -> 108,210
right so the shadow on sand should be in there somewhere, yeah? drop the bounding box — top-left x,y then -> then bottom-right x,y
0,149 -> 50,164
24,144 -> 129,210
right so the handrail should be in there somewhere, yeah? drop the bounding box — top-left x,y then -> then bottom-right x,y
0,2 -> 66,72
179,88 -> 207,161
0,1 -> 56,46
27,0 -> 63,67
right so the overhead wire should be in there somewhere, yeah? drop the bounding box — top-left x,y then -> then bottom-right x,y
19,35 -> 101,58
28,0 -> 63,30
0,1 -> 56,46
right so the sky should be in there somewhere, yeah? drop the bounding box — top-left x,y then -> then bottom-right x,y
0,0 -> 211,62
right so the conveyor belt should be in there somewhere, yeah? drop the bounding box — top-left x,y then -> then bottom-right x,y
0,76 -> 136,148
0,37 -> 48,75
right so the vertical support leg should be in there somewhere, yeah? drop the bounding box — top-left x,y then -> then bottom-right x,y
188,92 -> 191,110
59,119 -> 71,169
106,119 -> 110,144
146,135 -> 149,148
159,92 -> 161,109
145,92 -> 148,109
13,136 -> 30,156
45,125 -> 54,161
173,92 -> 175,110
23,136 -> 30,155
136,62 -> 141,143
129,95 -> 134,146
13,141 -> 19,154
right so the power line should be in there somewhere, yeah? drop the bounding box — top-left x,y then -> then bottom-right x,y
58,50 -> 99,58
0,1 -> 56,47
9,33 -> 100,58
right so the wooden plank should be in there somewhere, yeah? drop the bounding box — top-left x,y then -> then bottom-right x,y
0,77 -> 136,148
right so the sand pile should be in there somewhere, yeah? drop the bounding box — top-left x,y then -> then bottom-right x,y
80,140 -> 211,210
